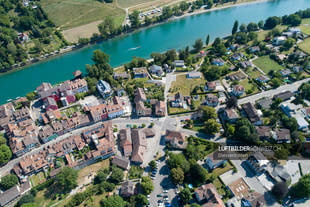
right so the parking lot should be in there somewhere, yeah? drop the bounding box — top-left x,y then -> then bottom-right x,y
149,159 -> 179,207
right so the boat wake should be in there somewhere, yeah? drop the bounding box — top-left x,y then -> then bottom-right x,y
128,46 -> 141,51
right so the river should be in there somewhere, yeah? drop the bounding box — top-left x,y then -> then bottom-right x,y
0,0 -> 309,104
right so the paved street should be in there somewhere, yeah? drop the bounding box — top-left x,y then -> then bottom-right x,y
238,78 -> 310,105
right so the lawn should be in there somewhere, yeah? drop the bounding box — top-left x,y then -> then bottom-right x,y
300,18 -> 310,35
169,74 -> 206,96
256,25 -> 286,41
212,161 -> 233,177
253,55 -> 284,74
30,172 -> 46,187
77,159 -> 109,185
245,67 -> 262,79
298,38 -> 310,54
238,79 -> 260,96
61,105 -> 82,118
41,0 -> 125,30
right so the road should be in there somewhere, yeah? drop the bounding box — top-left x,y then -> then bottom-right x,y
238,78 -> 310,105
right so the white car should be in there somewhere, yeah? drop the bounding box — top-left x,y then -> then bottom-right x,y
163,190 -> 168,193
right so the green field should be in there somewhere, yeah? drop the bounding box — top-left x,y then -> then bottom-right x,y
246,67 -> 262,79
170,74 -> 206,96
298,38 -> 310,54
41,0 -> 125,30
300,18 -> 310,35
117,0 -> 156,8
239,79 -> 260,96
253,56 -> 284,74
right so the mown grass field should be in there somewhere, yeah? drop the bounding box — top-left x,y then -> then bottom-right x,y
41,0 -> 125,30
169,74 -> 206,96
298,38 -> 310,54
117,0 -> 157,8
300,18 -> 310,35
253,55 -> 284,74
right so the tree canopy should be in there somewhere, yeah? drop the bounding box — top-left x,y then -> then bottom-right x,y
0,174 -> 18,190
55,167 -> 78,193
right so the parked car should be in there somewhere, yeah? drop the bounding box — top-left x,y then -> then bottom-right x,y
163,190 -> 168,193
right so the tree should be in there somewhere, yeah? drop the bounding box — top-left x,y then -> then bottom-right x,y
109,166 -> 124,184
232,20 -> 238,34
199,106 -> 217,121
161,6 -> 173,19
271,182 -> 288,200
239,24 -> 247,32
21,203 -> 38,207
101,195 -> 126,207
247,22 -> 258,32
94,169 -> 108,184
129,10 -> 140,28
0,174 -> 18,190
149,160 -> 157,171
290,174 -> 310,199
26,92 -> 36,101
190,163 -> 207,184
55,167 -> 78,193
170,167 -> 184,184
193,38 -> 203,52
264,16 -> 281,29
180,1 -> 189,12
179,188 -> 192,204
204,119 -> 220,135
17,194 -> 35,207
135,194 -> 148,206
0,134 -> 6,145
167,153 -> 190,173
206,34 -> 210,46
0,144 -> 12,165
282,37 -> 296,50
258,20 -> 264,29
286,14 -> 302,26
274,148 -> 289,160
140,176 -> 154,195
227,96 -> 238,108
190,204 -> 201,207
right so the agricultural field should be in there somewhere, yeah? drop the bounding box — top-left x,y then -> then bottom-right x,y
253,55 -> 284,74
298,38 -> 310,54
41,0 -> 125,30
300,18 -> 310,36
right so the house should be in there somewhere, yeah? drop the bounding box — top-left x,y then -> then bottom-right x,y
246,152 -> 269,175
223,108 -> 239,123
113,72 -> 130,80
205,151 -> 226,170
227,178 -> 250,200
163,64 -> 171,73
256,75 -> 270,83
44,97 -> 58,111
205,82 -> 216,91
242,102 -> 261,125
239,61 -> 252,69
242,191 -> 265,207
149,65 -> 163,76
120,181 -> 137,197
249,46 -> 260,53
173,60 -> 185,68
295,114 -> 309,130
288,27 -> 301,35
131,129 -> 147,164
194,183 -> 225,207
273,91 -> 294,101
257,97 -> 272,110
38,125 -> 57,143
231,53 -> 241,61
293,66 -> 303,73
230,44 -> 239,50
133,67 -> 148,78
205,94 -> 219,107
280,69 -> 292,77
266,164 -> 291,183
68,79 -> 88,94
72,70 -> 82,79
155,101 -> 165,117
96,80 -> 112,98
142,128 -> 155,138
232,85 -> 245,97
255,126 -> 271,140
119,128 -> 132,157
112,155 -> 130,170
226,71 -> 247,81
273,36 -> 287,45
170,92 -> 185,108
212,58 -> 225,66
165,130 -> 187,149
186,72 -> 201,79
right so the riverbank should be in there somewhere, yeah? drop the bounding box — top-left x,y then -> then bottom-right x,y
1,0 -> 269,76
